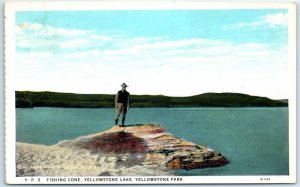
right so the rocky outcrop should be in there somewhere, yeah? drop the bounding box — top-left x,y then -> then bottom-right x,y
16,124 -> 228,176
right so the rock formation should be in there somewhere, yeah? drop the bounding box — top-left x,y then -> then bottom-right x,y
16,124 -> 228,176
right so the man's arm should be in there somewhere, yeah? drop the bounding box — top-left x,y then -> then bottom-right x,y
115,92 -> 119,108
127,92 -> 130,110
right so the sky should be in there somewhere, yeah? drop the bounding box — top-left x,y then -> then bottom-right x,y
15,9 -> 289,99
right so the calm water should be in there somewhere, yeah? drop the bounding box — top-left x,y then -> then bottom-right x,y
16,107 -> 289,176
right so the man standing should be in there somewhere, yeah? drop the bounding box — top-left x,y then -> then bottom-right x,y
115,83 -> 130,126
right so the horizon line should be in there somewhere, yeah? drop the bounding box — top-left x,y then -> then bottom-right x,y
15,90 -> 288,100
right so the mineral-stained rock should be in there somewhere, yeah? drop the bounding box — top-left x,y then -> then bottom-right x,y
16,124 -> 228,176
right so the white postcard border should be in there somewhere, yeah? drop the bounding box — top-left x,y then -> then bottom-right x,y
4,0 -> 297,184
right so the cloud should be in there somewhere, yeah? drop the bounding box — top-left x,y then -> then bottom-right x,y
17,23 -> 91,37
16,22 -> 113,51
223,12 -> 288,30
15,22 -> 289,99
263,13 -> 288,26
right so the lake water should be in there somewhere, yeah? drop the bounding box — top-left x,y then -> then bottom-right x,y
16,107 -> 289,176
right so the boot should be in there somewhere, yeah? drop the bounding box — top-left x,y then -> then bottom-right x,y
115,119 -> 118,126
122,117 -> 126,126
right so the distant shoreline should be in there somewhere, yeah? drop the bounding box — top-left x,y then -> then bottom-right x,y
15,91 -> 288,108
16,106 -> 289,109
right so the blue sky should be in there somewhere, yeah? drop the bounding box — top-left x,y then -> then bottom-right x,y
16,10 -> 288,44
15,9 -> 289,99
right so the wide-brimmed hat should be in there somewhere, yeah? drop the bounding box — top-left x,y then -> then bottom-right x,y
120,83 -> 128,87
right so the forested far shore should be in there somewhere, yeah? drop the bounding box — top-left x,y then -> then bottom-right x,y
15,91 -> 288,108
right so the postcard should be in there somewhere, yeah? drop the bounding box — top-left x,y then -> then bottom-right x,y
5,0 -> 296,184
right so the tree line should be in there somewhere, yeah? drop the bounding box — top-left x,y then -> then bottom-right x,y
15,91 -> 288,108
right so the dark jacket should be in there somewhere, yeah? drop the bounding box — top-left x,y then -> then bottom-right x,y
115,90 -> 130,104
